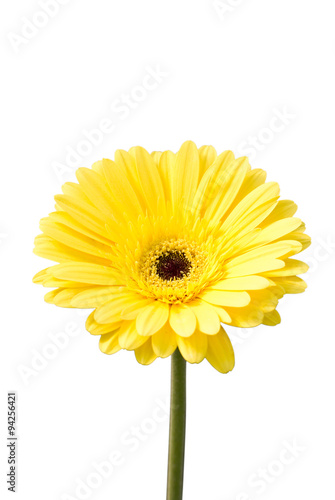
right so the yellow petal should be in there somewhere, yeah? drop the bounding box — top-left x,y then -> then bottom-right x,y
121,297 -> 155,320
33,268 -> 50,284
173,141 -> 199,212
45,288 -> 78,307
54,194 -> 111,238
118,320 -> 149,349
194,150 -> 235,216
204,156 -> 249,225
34,235 -> 112,266
99,331 -> 121,354
49,262 -> 121,285
276,231 -> 311,251
229,168 -> 267,211
225,240 -> 303,271
86,311 -> 121,335
272,276 -> 307,294
188,300 -> 220,334
220,182 -> 280,236
41,277 -> 90,288
248,289 -> 279,312
243,218 -> 302,250
70,286 -> 120,308
150,151 -> 162,165
263,259 -> 309,277
114,149 -> 148,209
206,328 -> 235,373
158,150 -> 175,204
222,258 -> 285,278
75,167 -> 115,213
169,303 -> 197,337
209,276 -> 271,291
152,323 -> 177,357
199,290 -> 250,307
44,289 -> 61,304
136,301 -> 170,336
262,310 -> 281,326
135,338 -> 157,365
133,146 -> 166,215
208,305 -> 232,324
259,199 -> 297,227
94,293 -> 137,324
224,305 -> 264,327
101,158 -> 145,222
177,331 -> 208,363
198,145 -> 217,179
61,181 -> 91,202
49,211 -> 113,246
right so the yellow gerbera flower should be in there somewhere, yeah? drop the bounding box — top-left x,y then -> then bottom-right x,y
33,141 -> 310,373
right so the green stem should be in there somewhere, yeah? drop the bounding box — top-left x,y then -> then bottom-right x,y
166,348 -> 187,500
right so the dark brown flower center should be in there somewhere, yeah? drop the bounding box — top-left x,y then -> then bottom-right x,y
155,250 -> 192,281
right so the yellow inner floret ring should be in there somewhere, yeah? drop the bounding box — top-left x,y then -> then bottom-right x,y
138,239 -> 208,303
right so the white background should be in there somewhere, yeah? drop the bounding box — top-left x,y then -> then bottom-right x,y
1,1 -> 334,499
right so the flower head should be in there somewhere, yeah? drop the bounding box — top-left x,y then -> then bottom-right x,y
33,141 -> 310,373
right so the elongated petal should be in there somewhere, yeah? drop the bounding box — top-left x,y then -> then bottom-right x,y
135,338 -> 157,365
169,303 -> 197,337
225,241 -> 303,271
206,328 -> 235,373
49,262 -> 122,285
263,259 -> 309,277
158,150 -> 175,204
94,293 -> 138,324
71,286 -> 120,308
260,199 -> 298,226
204,157 -> 249,225
188,300 -> 220,334
133,147 -> 166,215
222,258 -> 285,278
75,167 -> 115,213
86,311 -> 121,335
272,276 -> 307,294
177,331 -> 208,363
223,305 -> 264,327
229,168 -> 267,211
199,290 -> 250,307
220,182 -> 280,240
136,301 -> 169,336
198,145 -> 217,179
209,276 -> 270,291
194,150 -> 235,215
118,321 -> 149,349
245,218 -> 302,249
262,310 -> 281,326
99,331 -> 121,354
121,297 -> 155,320
34,235 -> 112,266
248,289 -> 279,312
48,211 -> 113,246
152,324 -> 177,357
102,157 -> 145,221
54,194 -> 111,238
173,141 -> 199,212
208,305 -> 232,324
